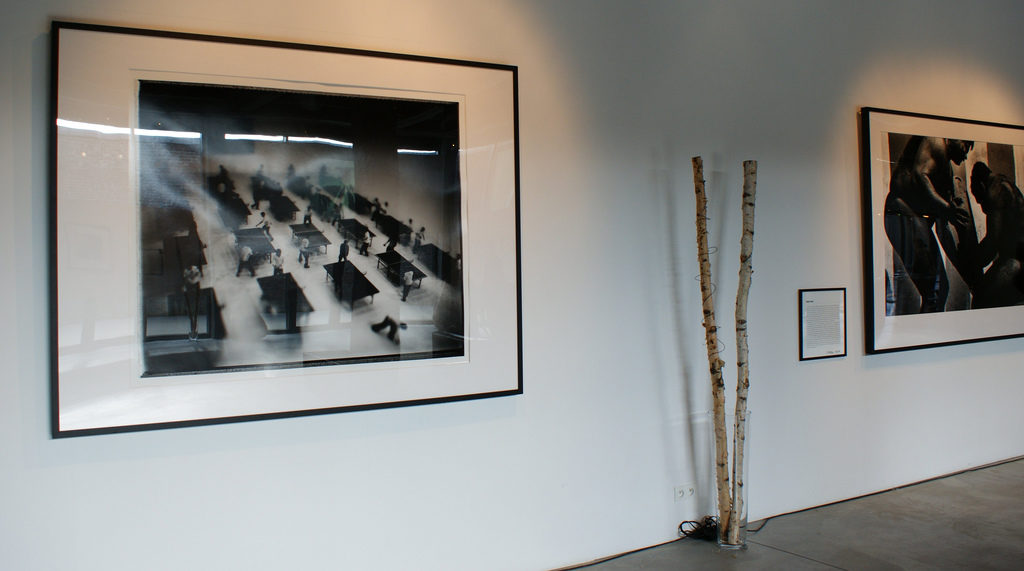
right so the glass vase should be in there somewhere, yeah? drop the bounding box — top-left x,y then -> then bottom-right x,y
716,410 -> 750,550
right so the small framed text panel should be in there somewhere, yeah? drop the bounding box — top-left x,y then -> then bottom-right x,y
799,288 -> 847,361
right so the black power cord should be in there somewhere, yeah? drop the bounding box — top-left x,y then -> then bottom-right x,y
678,515 -> 769,541
678,515 -> 719,541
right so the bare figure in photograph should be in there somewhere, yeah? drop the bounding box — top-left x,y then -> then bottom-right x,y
884,136 -> 974,314
968,161 -> 1024,308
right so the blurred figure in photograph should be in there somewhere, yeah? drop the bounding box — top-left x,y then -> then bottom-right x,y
182,265 -> 202,341
413,226 -> 425,254
371,315 -> 406,344
337,240 -> 350,265
235,245 -> 255,277
298,237 -> 312,269
401,268 -> 414,302
270,248 -> 284,276
256,211 -> 271,237
359,230 -> 371,256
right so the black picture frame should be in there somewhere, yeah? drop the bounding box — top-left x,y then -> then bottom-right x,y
50,21 -> 522,436
860,107 -> 1024,353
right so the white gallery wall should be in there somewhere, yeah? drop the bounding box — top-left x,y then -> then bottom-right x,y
3,1 -> 1024,569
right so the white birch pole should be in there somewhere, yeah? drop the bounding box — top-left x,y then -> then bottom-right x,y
691,156 -> 732,537
727,160 -> 757,545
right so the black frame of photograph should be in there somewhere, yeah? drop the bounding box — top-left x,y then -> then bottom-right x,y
798,288 -> 847,361
50,21 -> 522,436
860,107 -> 1024,353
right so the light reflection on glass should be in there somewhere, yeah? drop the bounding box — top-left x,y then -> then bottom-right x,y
397,148 -> 438,156
57,118 -> 201,138
224,133 -> 286,142
286,135 -> 353,148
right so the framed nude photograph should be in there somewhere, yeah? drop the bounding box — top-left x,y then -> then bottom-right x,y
860,107 -> 1024,353
51,22 -> 522,436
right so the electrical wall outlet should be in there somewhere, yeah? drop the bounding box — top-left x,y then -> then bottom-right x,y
674,483 -> 696,502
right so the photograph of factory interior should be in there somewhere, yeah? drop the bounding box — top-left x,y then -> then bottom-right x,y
138,81 -> 465,376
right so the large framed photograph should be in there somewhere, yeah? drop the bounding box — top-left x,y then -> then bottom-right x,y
51,22 -> 521,436
861,107 -> 1024,353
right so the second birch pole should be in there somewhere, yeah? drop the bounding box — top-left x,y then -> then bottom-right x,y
728,160 -> 757,545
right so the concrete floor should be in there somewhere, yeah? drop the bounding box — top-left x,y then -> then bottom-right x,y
567,457 -> 1024,570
